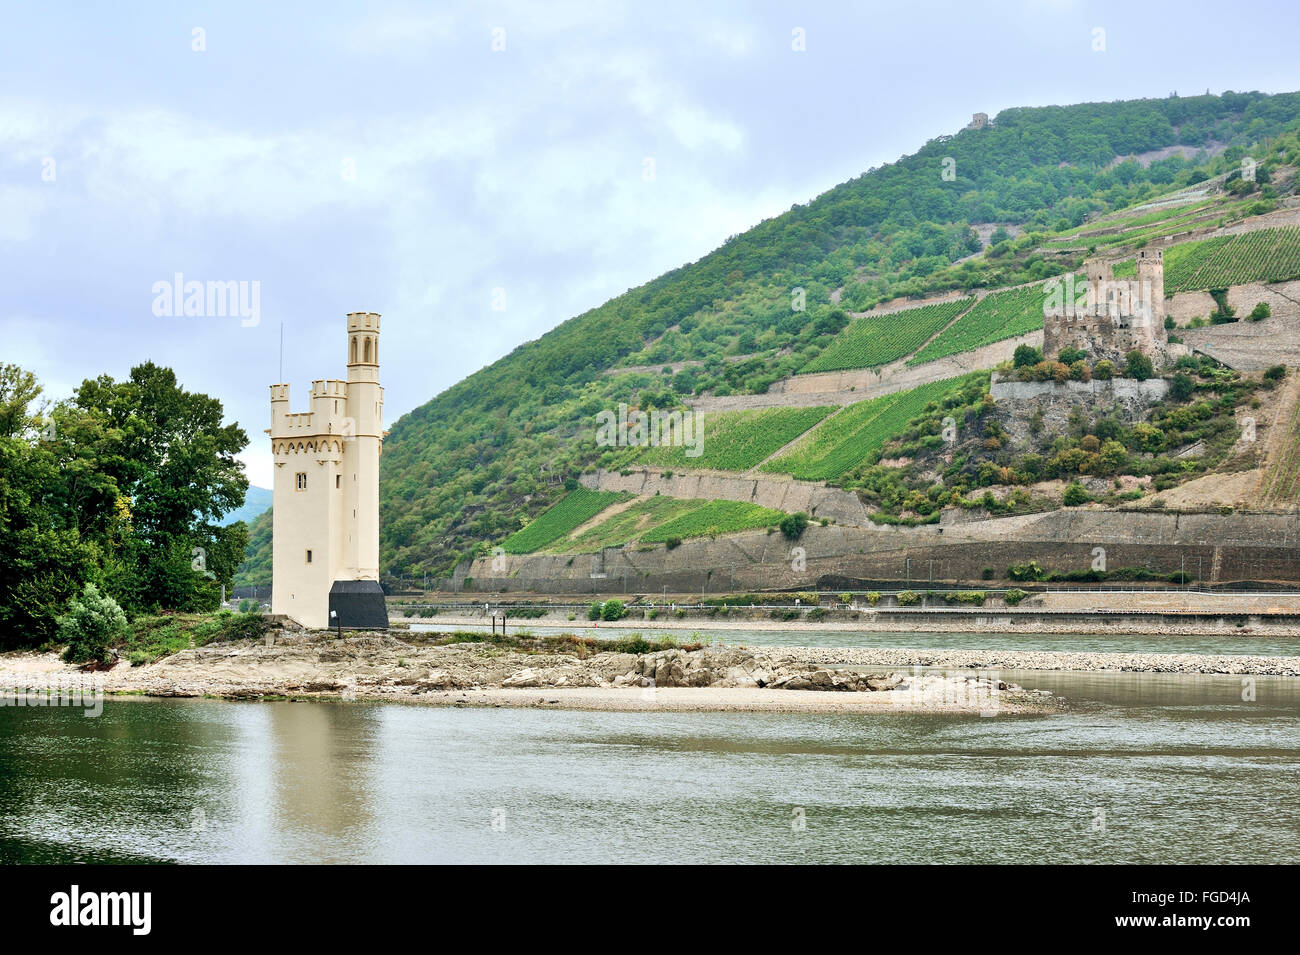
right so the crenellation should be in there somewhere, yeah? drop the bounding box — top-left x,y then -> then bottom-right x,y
270,313 -> 388,630
1043,250 -> 1167,365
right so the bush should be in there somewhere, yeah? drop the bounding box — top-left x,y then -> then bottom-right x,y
1093,360 -> 1114,380
1003,588 -> 1028,606
58,583 -> 129,664
588,602 -> 602,621
866,591 -> 881,606
1250,301 -> 1271,321
1013,344 -> 1043,368
1124,350 -> 1153,381
1265,365 -> 1287,381
1063,482 -> 1090,506
896,590 -> 919,606
779,512 -> 810,540
601,600 -> 627,621
1008,561 -> 1048,582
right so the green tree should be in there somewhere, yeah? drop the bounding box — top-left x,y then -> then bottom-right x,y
0,365 -> 103,649
71,362 -> 249,612
1063,482 -> 1090,506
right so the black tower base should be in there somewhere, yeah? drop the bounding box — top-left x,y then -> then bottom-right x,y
328,580 -> 389,630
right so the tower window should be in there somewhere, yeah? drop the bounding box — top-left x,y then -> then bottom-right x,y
350,337 -> 357,363
305,549 -> 313,564
296,472 -> 307,491
336,474 -> 341,489
363,337 -> 372,363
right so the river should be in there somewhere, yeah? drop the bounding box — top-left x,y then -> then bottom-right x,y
2,651 -> 1297,863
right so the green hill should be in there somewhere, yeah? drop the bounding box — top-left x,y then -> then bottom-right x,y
236,91 -> 1300,587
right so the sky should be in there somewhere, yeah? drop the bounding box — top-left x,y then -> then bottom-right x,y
3,0 -> 1298,488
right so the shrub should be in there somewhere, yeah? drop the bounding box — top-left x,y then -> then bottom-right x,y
1013,344 -> 1043,368
588,602 -> 602,621
1063,482 -> 1090,506
601,600 -> 627,622
1250,301 -> 1271,320
779,512 -> 810,540
1124,350 -> 1154,381
1008,561 -> 1048,582
1003,588 -> 1028,606
58,583 -> 129,664
866,591 -> 881,606
1093,360 -> 1115,380
1265,365 -> 1287,381
896,590 -> 919,606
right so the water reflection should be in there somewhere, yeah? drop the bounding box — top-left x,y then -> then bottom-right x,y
0,670 -> 1296,864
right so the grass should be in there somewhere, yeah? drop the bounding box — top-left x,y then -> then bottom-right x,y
122,610 -> 273,665
799,298 -> 971,373
558,496 -> 702,552
501,487 -> 631,554
629,405 -> 832,470
907,284 -> 1045,366
762,374 -> 980,481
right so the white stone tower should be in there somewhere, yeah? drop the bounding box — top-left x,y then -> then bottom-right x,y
268,313 -> 388,629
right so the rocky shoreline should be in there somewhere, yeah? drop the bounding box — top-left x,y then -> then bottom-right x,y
0,633 -> 1066,714
4,626 -> 1299,714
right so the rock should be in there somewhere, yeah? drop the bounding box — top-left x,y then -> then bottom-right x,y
503,668 -> 542,688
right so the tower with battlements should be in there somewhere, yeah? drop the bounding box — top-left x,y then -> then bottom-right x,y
268,313 -> 389,629
1043,250 -> 1166,364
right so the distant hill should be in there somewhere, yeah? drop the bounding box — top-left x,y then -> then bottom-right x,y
222,485 -> 272,527
234,90 -> 1300,587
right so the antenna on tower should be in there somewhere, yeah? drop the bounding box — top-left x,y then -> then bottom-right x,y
279,322 -> 284,383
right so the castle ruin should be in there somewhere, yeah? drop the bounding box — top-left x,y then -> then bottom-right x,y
1043,248 -> 1167,364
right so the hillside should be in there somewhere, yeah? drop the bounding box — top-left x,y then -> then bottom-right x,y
236,91 -> 1300,588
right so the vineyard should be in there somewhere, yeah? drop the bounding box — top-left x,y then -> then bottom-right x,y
554,496 -> 786,552
907,284 -> 1046,366
501,487 -> 629,553
1163,226 -> 1300,292
1258,386 -> 1300,504
639,500 -> 787,543
798,298 -> 971,374
762,374 -> 980,481
630,405 -> 833,471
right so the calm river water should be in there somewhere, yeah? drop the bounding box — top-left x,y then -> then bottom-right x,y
2,648 -> 1298,863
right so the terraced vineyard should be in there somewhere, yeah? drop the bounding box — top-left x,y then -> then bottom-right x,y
799,298 -> 971,373
1258,383 -> 1300,504
907,284 -> 1045,366
557,495 -> 703,552
1163,226 -> 1300,292
556,497 -> 785,552
629,405 -> 833,471
762,373 -> 983,481
640,500 -> 786,543
501,487 -> 630,553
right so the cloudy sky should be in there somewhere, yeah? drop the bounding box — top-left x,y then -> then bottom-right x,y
3,0 -> 1297,488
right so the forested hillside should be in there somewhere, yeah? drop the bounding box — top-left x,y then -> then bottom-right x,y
236,91 -> 1300,586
